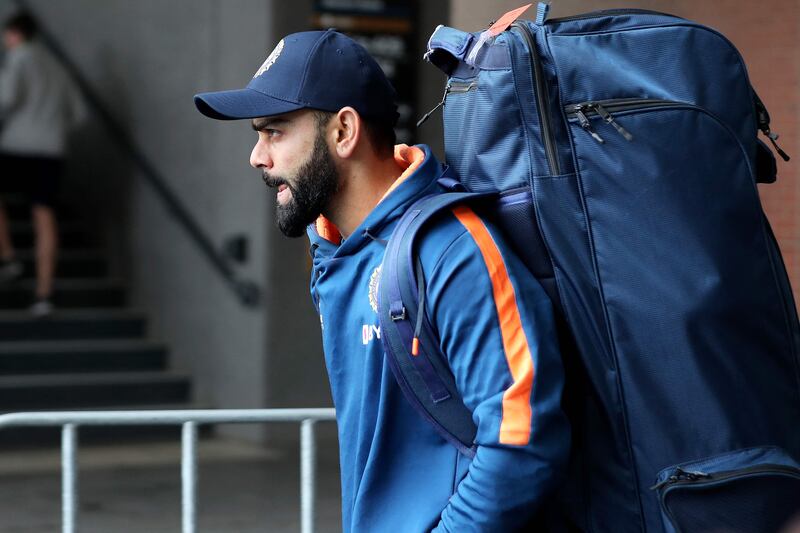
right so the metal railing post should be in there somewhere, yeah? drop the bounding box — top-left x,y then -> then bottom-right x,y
300,419 -> 317,533
62,424 -> 78,533
182,421 -> 198,533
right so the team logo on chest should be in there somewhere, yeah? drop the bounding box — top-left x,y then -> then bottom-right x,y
368,265 -> 381,313
362,266 -> 382,346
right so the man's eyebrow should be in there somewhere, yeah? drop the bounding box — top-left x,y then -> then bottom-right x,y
251,117 -> 289,131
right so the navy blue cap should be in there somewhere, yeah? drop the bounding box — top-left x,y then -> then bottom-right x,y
194,30 -> 399,124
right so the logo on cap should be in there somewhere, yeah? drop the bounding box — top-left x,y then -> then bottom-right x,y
254,39 -> 285,78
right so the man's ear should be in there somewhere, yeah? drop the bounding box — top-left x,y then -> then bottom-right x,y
332,107 -> 362,159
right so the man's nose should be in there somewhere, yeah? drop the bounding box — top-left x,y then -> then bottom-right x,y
250,140 -> 273,169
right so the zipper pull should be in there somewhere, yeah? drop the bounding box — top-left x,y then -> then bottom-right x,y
754,93 -> 791,161
676,467 -> 711,481
593,103 -> 634,141
575,107 -> 605,144
650,474 -> 680,491
650,467 -> 711,490
417,84 -> 451,128
765,130 -> 791,162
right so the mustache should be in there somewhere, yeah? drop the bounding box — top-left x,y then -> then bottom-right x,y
262,172 -> 288,188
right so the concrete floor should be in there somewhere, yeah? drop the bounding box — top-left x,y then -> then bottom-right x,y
0,433 -> 342,533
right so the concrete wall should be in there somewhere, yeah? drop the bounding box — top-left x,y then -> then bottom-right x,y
18,0 -> 298,438
451,0 -> 800,303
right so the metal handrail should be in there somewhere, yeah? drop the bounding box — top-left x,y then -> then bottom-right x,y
10,0 -> 261,307
0,408 -> 337,533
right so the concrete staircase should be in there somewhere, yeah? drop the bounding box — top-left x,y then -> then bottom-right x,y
0,194 -> 194,444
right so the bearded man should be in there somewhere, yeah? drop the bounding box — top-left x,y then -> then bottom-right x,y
195,29 -> 569,533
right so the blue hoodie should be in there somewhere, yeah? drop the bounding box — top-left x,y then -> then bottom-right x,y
308,144 -> 569,532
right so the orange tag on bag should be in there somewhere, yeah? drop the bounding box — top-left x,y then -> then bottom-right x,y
466,3 -> 533,66
487,4 -> 533,36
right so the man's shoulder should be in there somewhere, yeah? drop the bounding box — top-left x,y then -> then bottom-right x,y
5,43 -> 44,74
414,203 -> 495,275
2,45 -> 25,68
11,42 -> 38,60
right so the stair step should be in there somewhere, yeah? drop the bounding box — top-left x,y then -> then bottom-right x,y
0,278 -> 125,308
0,189 -> 76,204
1,199 -> 80,222
10,220 -> 84,232
9,222 -> 93,248
0,339 -> 166,374
0,371 -> 191,410
0,194 -> 29,219
14,249 -> 108,278
0,308 -> 145,340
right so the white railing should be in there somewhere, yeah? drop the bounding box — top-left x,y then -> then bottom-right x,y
0,408 -> 337,533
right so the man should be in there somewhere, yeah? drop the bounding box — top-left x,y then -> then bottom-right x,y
0,11 -> 86,316
195,30 -> 568,532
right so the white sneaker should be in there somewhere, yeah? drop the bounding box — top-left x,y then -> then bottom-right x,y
0,259 -> 23,282
29,299 -> 54,318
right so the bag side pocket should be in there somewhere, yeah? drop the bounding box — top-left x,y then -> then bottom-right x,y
653,446 -> 800,533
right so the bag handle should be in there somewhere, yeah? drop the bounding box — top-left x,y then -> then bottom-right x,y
424,25 -> 475,75
424,24 -> 514,77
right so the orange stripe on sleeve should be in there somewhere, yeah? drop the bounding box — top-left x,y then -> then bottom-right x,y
452,205 -> 535,445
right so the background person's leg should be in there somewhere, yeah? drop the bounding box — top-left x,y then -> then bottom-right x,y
32,204 -> 58,301
0,156 -> 24,281
0,202 -> 15,260
28,157 -> 62,316
0,202 -> 23,281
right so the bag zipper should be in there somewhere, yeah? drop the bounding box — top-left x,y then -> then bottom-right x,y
565,98 -> 682,143
548,9 -> 679,24
511,21 -> 561,175
550,11 -> 789,162
654,463 -> 800,532
753,91 -> 791,161
417,81 -> 477,128
448,81 -> 477,93
651,463 -> 800,492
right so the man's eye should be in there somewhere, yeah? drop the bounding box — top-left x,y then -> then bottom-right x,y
257,129 -> 280,139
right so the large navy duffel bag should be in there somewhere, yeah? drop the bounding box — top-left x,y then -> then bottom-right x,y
379,4 -> 800,532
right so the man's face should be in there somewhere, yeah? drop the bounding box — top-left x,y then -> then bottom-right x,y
250,110 -> 339,238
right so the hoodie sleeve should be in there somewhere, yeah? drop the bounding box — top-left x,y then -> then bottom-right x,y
0,50 -> 25,118
421,206 -> 570,532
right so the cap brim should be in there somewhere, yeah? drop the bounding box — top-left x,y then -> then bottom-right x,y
194,87 -> 304,120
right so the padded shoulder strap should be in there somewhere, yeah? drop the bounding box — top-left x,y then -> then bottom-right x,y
379,190 -> 492,456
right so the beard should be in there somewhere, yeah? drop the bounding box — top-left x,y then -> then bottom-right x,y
263,128 -> 339,238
